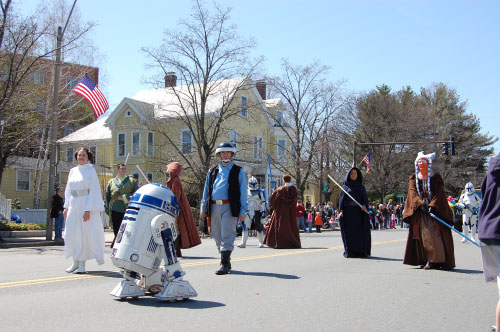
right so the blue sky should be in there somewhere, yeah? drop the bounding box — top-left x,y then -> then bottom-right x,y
19,0 -> 500,154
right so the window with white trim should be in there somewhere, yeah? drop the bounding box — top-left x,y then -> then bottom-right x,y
131,132 -> 140,156
229,130 -> 238,156
241,95 -> 248,117
29,71 -> 45,84
147,173 -> 153,183
16,170 -> 30,191
66,147 -> 74,162
290,143 -> 297,160
125,110 -> 132,118
117,133 -> 126,157
276,110 -> 283,125
277,139 -> 286,162
65,76 -> 78,90
90,146 -> 97,164
181,129 -> 193,154
253,135 -> 263,160
146,132 -> 154,157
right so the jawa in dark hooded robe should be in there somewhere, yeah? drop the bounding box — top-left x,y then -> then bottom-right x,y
338,167 -> 371,258
402,151 -> 455,270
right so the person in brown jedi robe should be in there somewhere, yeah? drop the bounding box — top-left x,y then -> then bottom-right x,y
403,151 -> 455,270
264,174 -> 301,249
166,162 -> 201,257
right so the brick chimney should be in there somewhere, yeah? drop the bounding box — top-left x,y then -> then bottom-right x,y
164,72 -> 177,88
256,79 -> 266,100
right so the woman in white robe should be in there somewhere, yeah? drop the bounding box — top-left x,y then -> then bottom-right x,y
63,147 -> 105,274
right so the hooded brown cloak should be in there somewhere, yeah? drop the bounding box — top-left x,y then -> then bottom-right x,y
264,184 -> 301,249
166,162 -> 201,249
403,173 -> 455,269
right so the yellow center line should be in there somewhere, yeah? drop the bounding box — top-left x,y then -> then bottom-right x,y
0,238 -> 406,289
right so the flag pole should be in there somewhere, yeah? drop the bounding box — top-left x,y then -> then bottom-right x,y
267,153 -> 274,191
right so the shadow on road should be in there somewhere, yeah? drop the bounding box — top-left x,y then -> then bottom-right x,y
124,298 -> 225,309
179,256 -> 217,260
229,270 -> 299,279
446,268 -> 483,275
366,256 -> 403,262
86,271 -> 123,278
301,247 -> 329,250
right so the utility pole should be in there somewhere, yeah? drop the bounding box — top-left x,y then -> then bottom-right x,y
46,0 -> 78,240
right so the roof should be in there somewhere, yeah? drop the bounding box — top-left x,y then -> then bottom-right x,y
58,117 -> 111,143
264,98 -> 282,108
132,77 -> 249,118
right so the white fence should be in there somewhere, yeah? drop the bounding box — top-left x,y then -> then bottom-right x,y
11,209 -> 109,227
0,192 -> 11,221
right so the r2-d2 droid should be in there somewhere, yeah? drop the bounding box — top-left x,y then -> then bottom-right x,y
110,183 -> 197,301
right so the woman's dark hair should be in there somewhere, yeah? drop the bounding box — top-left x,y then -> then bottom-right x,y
74,147 -> 94,163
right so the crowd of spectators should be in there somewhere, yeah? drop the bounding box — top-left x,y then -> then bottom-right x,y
296,198 -> 407,232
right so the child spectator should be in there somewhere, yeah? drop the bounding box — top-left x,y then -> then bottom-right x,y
315,209 -> 323,233
307,209 -> 314,233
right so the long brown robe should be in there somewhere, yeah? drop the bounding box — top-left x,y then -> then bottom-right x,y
166,162 -> 201,249
403,173 -> 455,269
264,184 -> 301,249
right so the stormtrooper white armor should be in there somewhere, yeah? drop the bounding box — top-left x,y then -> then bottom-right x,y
457,182 -> 482,243
237,177 -> 266,248
110,183 -> 197,301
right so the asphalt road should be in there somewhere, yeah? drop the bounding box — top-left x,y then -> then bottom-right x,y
0,228 -> 495,332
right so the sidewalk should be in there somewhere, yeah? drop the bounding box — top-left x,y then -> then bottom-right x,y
0,229 -> 115,249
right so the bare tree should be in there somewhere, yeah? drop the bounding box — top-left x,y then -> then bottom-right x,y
0,0 -> 54,187
0,0 -> 96,207
265,59 -> 349,200
141,0 -> 263,201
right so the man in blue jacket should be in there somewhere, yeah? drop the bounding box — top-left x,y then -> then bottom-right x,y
478,155 -> 500,331
201,142 -> 247,275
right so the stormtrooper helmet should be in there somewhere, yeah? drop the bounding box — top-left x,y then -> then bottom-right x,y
248,176 -> 259,190
465,182 -> 474,195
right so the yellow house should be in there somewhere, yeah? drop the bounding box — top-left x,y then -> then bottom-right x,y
100,76 -> 292,200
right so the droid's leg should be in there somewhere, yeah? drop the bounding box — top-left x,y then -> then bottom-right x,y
155,227 -> 197,301
110,270 -> 145,299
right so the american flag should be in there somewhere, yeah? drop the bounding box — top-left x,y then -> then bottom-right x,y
72,74 -> 109,118
362,152 -> 371,174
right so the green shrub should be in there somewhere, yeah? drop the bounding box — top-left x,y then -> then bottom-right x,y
0,222 -> 45,231
11,199 -> 21,209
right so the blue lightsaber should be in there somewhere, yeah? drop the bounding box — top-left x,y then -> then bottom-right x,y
267,153 -> 274,191
429,212 -> 480,247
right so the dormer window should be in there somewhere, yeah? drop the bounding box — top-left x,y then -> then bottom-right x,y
241,95 -> 248,117
125,110 -> 132,118
276,110 -> 283,125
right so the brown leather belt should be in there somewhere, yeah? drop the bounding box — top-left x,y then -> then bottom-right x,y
111,196 -> 123,200
211,199 -> 230,205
